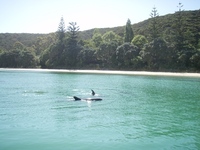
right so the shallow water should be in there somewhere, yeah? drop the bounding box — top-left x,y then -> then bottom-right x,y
0,70 -> 200,150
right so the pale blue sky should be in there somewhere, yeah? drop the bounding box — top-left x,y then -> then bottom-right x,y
0,0 -> 199,33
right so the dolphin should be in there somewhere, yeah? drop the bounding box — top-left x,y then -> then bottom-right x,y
73,96 -> 81,101
73,96 -> 102,101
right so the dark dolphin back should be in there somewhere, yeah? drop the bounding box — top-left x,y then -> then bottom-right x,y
73,96 -> 81,101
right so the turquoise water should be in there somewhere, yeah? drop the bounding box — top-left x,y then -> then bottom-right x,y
0,70 -> 200,150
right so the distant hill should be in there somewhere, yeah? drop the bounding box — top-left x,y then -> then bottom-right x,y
79,10 -> 200,41
0,10 -> 199,52
0,33 -> 45,51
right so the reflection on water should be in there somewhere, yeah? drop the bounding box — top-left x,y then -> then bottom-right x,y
0,70 -> 200,150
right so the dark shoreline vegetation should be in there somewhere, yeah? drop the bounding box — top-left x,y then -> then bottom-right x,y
0,7 -> 200,72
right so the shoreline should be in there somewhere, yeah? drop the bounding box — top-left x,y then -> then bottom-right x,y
1,68 -> 200,78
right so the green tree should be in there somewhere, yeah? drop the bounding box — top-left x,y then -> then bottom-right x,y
0,49 -> 3,54
131,35 -> 148,49
149,6 -> 159,41
67,22 -> 79,40
96,41 -> 118,68
13,41 -> 24,50
116,43 -> 140,68
124,19 -> 134,43
40,48 -> 50,68
0,49 -> 37,68
57,17 -> 65,42
194,10 -> 200,49
80,39 -> 95,49
94,31 -> 122,68
40,18 -> 66,68
78,48 -> 98,68
65,22 -> 81,67
173,3 -> 196,69
102,31 -> 122,44
0,50 -> 20,67
190,50 -> 200,70
140,38 -> 175,70
92,33 -> 103,48
182,10 -> 200,50
197,39 -> 200,50
34,34 -> 56,56
20,50 -> 38,68
45,43 -> 65,68
173,3 -> 185,52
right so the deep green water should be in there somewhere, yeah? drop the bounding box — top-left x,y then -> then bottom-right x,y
0,70 -> 200,150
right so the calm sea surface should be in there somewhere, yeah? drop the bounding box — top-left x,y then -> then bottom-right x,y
0,69 -> 200,150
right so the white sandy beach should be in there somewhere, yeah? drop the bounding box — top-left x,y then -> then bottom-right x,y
1,68 -> 200,78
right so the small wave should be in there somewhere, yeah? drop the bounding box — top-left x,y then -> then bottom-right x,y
23,90 -> 48,95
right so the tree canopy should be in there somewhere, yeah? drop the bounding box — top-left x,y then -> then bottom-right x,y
1,7 -> 200,72
149,6 -> 159,40
124,19 -> 134,43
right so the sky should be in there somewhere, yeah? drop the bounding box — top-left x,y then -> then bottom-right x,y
0,0 -> 199,33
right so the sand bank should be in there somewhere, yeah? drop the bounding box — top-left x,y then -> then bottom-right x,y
1,68 -> 200,78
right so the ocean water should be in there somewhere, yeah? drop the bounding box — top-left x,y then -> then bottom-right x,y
0,69 -> 200,150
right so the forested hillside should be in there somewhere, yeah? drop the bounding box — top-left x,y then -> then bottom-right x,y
0,9 -> 200,71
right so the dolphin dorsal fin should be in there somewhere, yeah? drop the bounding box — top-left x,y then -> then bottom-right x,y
91,89 -> 95,96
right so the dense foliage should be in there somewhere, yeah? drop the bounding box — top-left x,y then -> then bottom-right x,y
0,8 -> 200,72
